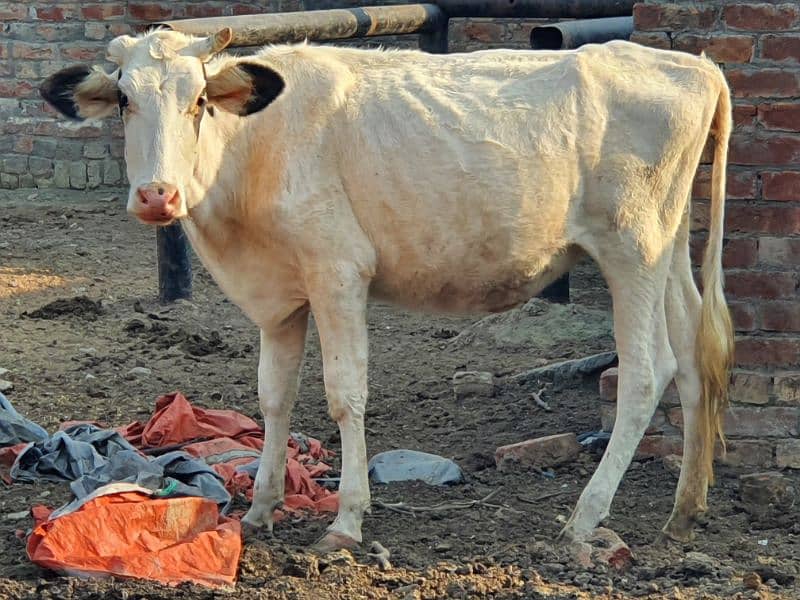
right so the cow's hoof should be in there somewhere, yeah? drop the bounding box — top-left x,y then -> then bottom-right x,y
662,511 -> 699,544
311,531 -> 359,554
242,505 -> 276,532
566,527 -> 633,571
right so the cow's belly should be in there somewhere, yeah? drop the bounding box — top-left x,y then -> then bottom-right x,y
369,245 -> 581,314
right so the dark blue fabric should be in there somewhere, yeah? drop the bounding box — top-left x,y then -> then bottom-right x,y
0,392 -> 49,447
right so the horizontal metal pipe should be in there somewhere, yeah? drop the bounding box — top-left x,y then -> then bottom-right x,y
530,16 -> 633,50
159,4 -> 446,47
433,0 -> 634,19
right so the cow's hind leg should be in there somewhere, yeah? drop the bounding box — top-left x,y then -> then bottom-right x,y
662,221 -> 709,542
560,248 -> 677,543
243,310 -> 309,530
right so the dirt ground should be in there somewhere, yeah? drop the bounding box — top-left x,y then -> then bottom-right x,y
0,191 -> 798,600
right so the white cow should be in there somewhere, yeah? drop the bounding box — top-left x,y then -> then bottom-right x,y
41,28 -> 734,553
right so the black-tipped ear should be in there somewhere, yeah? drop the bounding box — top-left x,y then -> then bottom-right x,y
207,62 -> 285,117
40,65 -> 93,121
239,63 -> 284,116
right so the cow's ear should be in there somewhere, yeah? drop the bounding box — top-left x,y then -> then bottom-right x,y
40,66 -> 119,121
206,61 -> 284,117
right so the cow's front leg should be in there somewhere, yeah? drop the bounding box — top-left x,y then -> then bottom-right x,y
242,307 -> 309,530
308,269 -> 371,552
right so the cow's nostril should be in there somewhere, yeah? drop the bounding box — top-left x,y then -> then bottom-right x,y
157,187 -> 164,195
140,196 -> 148,205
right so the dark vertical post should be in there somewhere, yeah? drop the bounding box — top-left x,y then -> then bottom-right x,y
419,24 -> 448,53
157,224 -> 192,303
539,273 -> 570,303
418,9 -> 448,53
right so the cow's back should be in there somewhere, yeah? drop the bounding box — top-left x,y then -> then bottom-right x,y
260,42 -> 722,313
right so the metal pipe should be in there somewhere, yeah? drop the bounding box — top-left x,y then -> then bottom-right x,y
433,0 -> 634,19
159,4 -> 447,47
531,16 -> 633,50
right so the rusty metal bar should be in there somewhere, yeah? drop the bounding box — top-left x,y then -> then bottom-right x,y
531,16 -> 633,49
433,0 -> 634,19
159,4 -> 447,47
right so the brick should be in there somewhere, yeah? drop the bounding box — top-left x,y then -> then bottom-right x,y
461,21 -> 505,44
733,104 -> 758,128
774,373 -> 800,404
634,4 -> 717,31
599,367 -> 618,401
0,3 -> 27,21
33,138 -> 58,159
761,34 -> 800,63
3,155 -> 28,174
69,161 -> 87,189
81,4 -> 125,20
60,45 -> 106,62
0,173 -> 18,189
28,156 -> 53,177
726,68 -> 800,98
19,173 -> 34,188
761,302 -> 800,333
11,42 -> 56,60
495,433 -> 581,470
725,406 -> 799,437
0,79 -> 39,98
724,238 -> 758,269
35,23 -> 85,43
14,62 -> 39,80
184,4 -> 225,18
724,4 -> 800,31
598,367 -> 679,406
722,440 -> 774,468
83,142 -> 108,160
729,301 -> 757,332
673,34 -> 754,63
601,405 -> 676,436
726,204 -> 800,235
32,5 -> 81,21
13,136 -> 33,154
55,141 -> 85,161
730,134 -> 800,166
85,21 -> 132,41
87,162 -> 102,189
103,159 -> 122,185
452,371 -> 494,402
730,371 -> 771,405
762,171 -> 800,201
128,3 -> 174,21
759,237 -> 800,266
776,439 -> 800,468
725,270 -> 796,300
0,60 -> 12,78
735,336 -> 800,367
636,435 -> 684,459
230,4 -> 262,16
692,168 -> 757,200
630,32 -> 671,50
53,161 -> 70,188
689,237 -> 757,269
759,104 -> 800,132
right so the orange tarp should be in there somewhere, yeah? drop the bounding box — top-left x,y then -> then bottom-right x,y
28,491 -> 242,588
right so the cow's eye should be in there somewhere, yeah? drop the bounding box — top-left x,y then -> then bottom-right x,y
196,96 -> 206,108
118,93 -> 128,111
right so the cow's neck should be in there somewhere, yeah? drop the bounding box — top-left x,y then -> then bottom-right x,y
180,109 -> 284,268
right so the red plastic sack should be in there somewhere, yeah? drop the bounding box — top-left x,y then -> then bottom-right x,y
119,392 -> 262,448
28,490 -> 242,588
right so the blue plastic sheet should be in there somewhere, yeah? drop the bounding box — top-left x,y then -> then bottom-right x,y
368,449 -> 463,486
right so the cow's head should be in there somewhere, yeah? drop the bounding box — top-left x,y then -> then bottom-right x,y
40,29 -> 285,225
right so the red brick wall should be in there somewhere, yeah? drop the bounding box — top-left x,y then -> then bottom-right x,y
0,1 -> 549,191
631,1 -> 800,466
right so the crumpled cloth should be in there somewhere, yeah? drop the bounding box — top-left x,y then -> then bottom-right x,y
0,392 -> 48,447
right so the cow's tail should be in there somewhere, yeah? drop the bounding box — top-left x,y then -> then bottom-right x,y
696,70 -> 734,485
